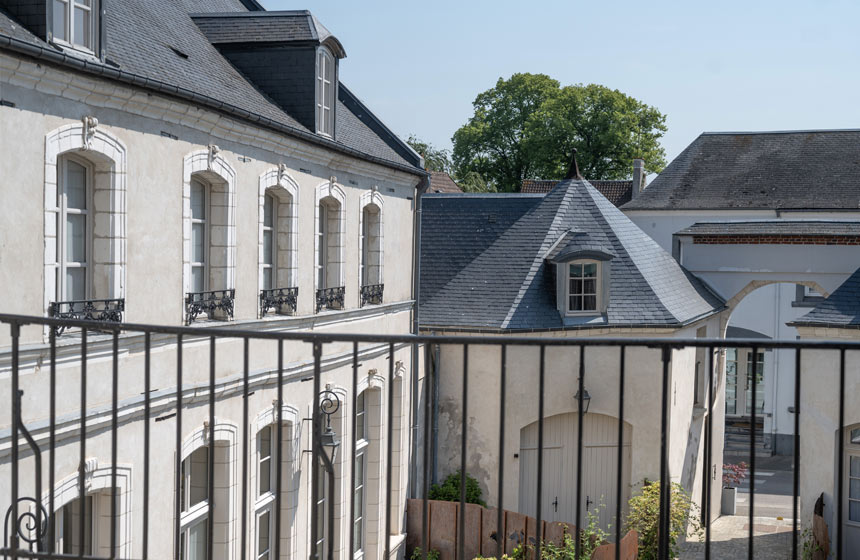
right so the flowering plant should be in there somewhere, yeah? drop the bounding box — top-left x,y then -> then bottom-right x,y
722,462 -> 748,488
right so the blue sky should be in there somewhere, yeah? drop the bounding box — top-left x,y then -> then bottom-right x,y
264,0 -> 860,166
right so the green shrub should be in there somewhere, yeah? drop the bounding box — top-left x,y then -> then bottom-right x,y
624,481 -> 702,560
411,547 -> 440,560
428,470 -> 486,506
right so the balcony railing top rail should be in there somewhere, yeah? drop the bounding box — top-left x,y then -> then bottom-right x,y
184,289 -> 235,325
1,311 -> 860,560
260,287 -> 298,317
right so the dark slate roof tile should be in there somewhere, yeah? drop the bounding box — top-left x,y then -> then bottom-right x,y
791,267 -> 860,327
623,131 -> 860,211
676,221 -> 860,236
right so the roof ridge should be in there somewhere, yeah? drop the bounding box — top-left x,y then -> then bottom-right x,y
701,128 -> 860,136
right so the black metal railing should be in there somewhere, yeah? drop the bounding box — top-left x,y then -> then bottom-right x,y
360,284 -> 384,307
0,311 -> 858,560
47,298 -> 124,335
315,286 -> 345,313
260,287 -> 298,317
184,289 -> 234,324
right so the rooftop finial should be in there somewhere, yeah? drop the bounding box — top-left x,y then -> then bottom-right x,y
564,148 -> 584,181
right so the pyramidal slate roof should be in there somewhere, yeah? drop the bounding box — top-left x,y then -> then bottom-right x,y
420,180 -> 724,331
790,267 -> 860,328
623,130 -> 860,211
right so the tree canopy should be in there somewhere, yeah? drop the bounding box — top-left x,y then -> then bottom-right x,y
452,73 -> 668,192
406,135 -> 452,174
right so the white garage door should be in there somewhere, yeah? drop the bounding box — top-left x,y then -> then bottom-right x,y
518,412 -> 631,531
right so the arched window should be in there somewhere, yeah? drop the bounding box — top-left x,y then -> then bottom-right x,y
259,168 -> 299,317
315,184 -> 345,312
56,156 -> 91,302
190,178 -> 208,293
359,192 -> 384,307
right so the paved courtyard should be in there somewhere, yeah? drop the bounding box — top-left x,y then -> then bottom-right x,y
680,515 -> 794,559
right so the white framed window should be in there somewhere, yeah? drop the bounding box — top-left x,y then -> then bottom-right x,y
566,261 -> 599,313
255,425 -> 274,560
179,446 -> 209,560
353,391 -> 368,558
190,178 -> 208,294
58,495 -> 94,555
317,202 -> 328,289
51,0 -> 97,52
316,48 -> 335,136
262,194 -> 277,290
360,204 -> 382,287
56,156 -> 92,301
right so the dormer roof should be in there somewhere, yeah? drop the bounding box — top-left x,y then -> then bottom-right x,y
420,180 -> 724,331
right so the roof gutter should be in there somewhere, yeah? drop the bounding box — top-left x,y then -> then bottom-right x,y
408,172 -> 429,499
0,34 -> 427,178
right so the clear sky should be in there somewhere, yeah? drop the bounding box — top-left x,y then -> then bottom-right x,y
263,0 -> 860,166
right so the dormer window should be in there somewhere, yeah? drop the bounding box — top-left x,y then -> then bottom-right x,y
316,48 -> 335,137
567,261 -> 600,313
52,0 -> 97,52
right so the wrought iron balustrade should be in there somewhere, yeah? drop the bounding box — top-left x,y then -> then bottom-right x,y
47,298 -> 124,335
315,286 -> 345,313
360,283 -> 384,307
260,287 -> 299,316
184,289 -> 235,324
0,310 -> 858,560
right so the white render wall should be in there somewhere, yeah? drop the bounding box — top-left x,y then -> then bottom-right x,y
429,315 -> 725,527
0,50 -> 423,559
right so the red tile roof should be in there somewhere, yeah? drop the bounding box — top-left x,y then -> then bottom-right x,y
429,172 -> 463,193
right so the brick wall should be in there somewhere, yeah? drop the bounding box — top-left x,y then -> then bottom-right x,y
693,235 -> 860,245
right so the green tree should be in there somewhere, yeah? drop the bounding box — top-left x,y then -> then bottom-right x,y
407,135 -> 452,174
453,73 -> 560,192
457,170 -> 496,193
452,74 -> 667,192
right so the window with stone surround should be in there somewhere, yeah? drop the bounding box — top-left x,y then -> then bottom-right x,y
51,0 -> 98,53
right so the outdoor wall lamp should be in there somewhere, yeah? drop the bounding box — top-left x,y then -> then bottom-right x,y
574,380 -> 591,414
318,390 -> 341,467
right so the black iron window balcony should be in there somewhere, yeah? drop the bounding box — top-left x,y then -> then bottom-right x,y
260,287 -> 299,317
48,298 -> 125,335
360,284 -> 384,307
315,286 -> 345,313
185,289 -> 235,324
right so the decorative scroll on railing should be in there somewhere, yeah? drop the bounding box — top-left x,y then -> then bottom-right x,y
184,289 -> 235,324
360,284 -> 384,307
260,287 -> 298,317
315,286 -> 345,313
48,298 -> 124,335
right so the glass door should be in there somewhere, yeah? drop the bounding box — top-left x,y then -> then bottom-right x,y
744,351 -> 765,415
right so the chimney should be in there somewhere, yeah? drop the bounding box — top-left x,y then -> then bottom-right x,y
631,158 -> 646,198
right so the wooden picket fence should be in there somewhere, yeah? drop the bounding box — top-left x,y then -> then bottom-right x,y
406,499 -> 638,560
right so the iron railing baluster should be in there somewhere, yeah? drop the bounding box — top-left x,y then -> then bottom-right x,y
207,337 -> 216,560
349,342 -> 358,560
658,346 -> 670,560
575,345 -> 585,560
174,334 -> 183,560
536,345 -> 546,560
837,348 -> 845,560
110,331 -> 119,559
10,321 -> 20,556
143,332 -> 151,560
749,345 -> 758,560
497,344 -> 507,560
421,342 -> 431,560
792,348 -> 801,560
310,341 -> 322,560
48,328 -> 56,554
615,345 -> 625,560
274,340 -> 284,560
241,338 -> 249,560
384,343 -> 395,560
705,346 -> 715,560
457,344 -> 468,560
79,328 -> 87,560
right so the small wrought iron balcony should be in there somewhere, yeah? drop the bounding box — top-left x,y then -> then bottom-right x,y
360,284 -> 384,307
185,289 -> 235,324
260,287 -> 299,317
315,286 -> 345,313
47,298 -> 125,335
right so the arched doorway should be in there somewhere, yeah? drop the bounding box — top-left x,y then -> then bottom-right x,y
517,412 -> 631,530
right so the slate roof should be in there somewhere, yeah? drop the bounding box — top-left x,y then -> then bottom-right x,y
429,172 -> 463,194
191,12 -> 318,44
790,266 -> 860,328
521,179 -> 634,207
420,181 -> 724,331
623,131 -> 860,211
676,221 -> 860,236
0,1 -> 420,174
